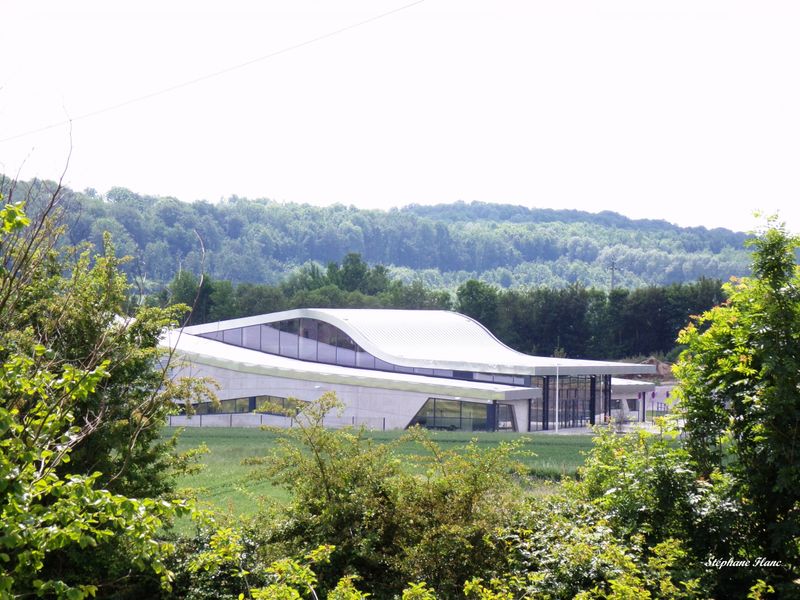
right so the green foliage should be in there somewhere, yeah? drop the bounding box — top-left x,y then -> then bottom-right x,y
166,426 -> 592,517
3,226 -> 199,499
6,178 -> 750,292
456,280 -> 499,331
0,197 -> 189,598
235,394 -> 528,599
471,428 -> 711,599
674,220 -> 800,595
569,428 -> 699,546
158,262 -> 722,360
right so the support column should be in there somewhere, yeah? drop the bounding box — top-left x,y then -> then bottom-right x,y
542,376 -> 550,430
487,402 -> 498,431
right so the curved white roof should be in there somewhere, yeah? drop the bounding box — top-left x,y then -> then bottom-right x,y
164,329 -> 540,402
181,308 -> 655,377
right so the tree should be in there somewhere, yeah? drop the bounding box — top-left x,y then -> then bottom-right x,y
456,280 -> 499,332
674,220 -> 800,595
0,193 -> 188,597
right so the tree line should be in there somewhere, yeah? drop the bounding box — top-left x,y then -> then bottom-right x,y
4,177 -> 752,290
161,252 -> 724,360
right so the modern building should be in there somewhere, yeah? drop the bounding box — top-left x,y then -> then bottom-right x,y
164,308 -> 656,432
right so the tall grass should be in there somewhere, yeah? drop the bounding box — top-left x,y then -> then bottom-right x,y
166,427 -> 596,517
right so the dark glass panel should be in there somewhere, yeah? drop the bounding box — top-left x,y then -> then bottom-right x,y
279,319 -> 299,358
530,397 -> 543,431
219,398 -> 237,412
434,399 -> 461,430
461,402 -> 489,431
317,321 -> 337,346
256,394 -> 299,415
195,402 -> 212,415
407,398 -> 436,429
496,403 -> 516,431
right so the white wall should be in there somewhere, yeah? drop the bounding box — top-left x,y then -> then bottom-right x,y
171,361 -> 440,430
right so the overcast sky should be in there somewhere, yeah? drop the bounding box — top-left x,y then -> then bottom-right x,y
2,1 -> 799,233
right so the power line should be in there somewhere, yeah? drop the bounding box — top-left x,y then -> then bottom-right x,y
0,0 -> 426,144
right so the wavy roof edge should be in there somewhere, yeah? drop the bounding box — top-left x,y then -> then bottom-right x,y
179,308 -> 656,377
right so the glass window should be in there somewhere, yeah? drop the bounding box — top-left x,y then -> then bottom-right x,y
299,319 -> 318,361
256,395 -> 283,415
279,319 -> 299,358
496,403 -> 516,431
222,328 -> 242,346
530,397 -> 543,431
316,321 -> 337,363
336,346 -> 356,367
219,398 -> 237,412
408,398 -> 517,432
374,357 -> 395,372
461,402 -> 489,431
356,349 -> 375,369
261,324 -> 280,354
407,398 -> 436,428
434,399 -> 460,430
243,325 -> 260,350
317,321 -> 337,346
255,395 -> 304,416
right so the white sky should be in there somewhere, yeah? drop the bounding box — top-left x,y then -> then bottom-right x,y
2,1 -> 799,233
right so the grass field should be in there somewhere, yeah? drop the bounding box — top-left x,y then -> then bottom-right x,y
166,427 -> 597,517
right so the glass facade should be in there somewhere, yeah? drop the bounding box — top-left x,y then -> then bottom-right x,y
407,397 -> 515,432
199,318 -> 530,385
198,318 -> 459,378
528,374 -> 610,431
187,394 -> 303,416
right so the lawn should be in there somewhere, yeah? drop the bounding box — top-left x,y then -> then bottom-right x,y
165,426 -> 597,517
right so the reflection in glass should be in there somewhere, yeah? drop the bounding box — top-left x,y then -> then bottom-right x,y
299,319 -> 318,361
261,324 -> 280,353
408,398 -> 496,432
223,328 -> 242,346
243,325 -> 260,350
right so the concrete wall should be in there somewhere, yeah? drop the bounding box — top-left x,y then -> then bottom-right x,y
171,361 -> 439,430
170,361 -> 537,432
